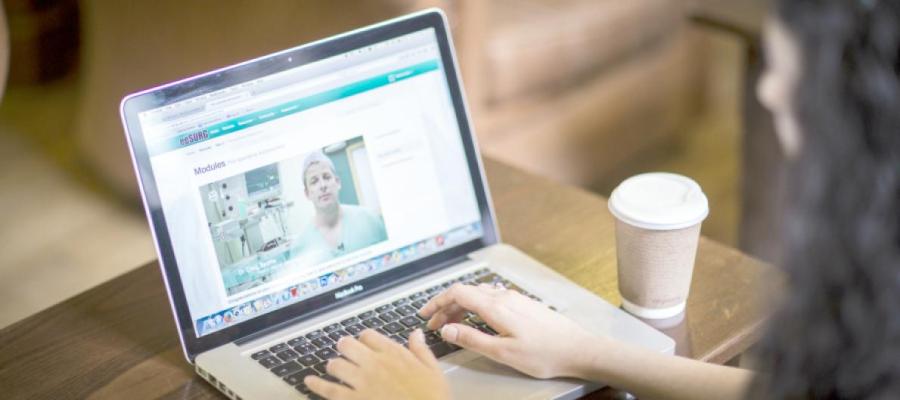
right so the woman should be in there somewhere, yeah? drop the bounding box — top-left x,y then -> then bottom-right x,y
303,0 -> 900,398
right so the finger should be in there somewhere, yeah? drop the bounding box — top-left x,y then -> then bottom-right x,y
440,323 -> 506,360
305,375 -> 356,400
477,283 -> 513,295
421,284 -> 513,328
418,296 -> 440,318
358,329 -> 401,353
426,303 -> 468,330
326,357 -> 363,389
426,310 -> 448,330
335,336 -> 374,366
407,329 -> 439,369
419,283 -> 480,317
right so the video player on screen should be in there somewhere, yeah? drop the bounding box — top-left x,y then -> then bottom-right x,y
297,151 -> 386,261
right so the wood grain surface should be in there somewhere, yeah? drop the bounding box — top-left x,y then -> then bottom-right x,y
0,158 -> 774,399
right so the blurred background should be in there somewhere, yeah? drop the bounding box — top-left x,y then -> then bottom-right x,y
0,0 -> 775,328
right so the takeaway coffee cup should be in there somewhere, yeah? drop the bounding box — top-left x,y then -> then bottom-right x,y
608,173 -> 709,319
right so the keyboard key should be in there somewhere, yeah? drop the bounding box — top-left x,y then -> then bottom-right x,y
399,330 -> 413,339
424,332 -> 442,345
294,344 -> 315,355
271,361 -> 303,377
287,337 -> 308,347
375,304 -> 392,313
322,374 -> 341,384
284,369 -> 317,385
315,348 -> 339,359
410,291 -> 427,301
250,350 -> 271,360
357,310 -> 375,320
297,354 -> 320,367
400,316 -> 422,328
328,329 -> 350,342
306,330 -> 325,340
311,337 -> 334,349
323,323 -> 342,333
503,281 -> 524,293
275,349 -> 299,361
391,298 -> 409,307
345,324 -> 365,336
477,323 -> 498,335
340,316 -> 360,326
390,335 -> 406,344
395,305 -> 418,316
412,299 -> 427,309
295,383 -> 312,394
362,318 -> 385,328
476,274 -> 498,285
383,322 -> 405,334
257,356 -> 282,369
269,343 -> 290,353
376,327 -> 389,336
313,361 -> 328,374
378,311 -> 401,322
429,342 -> 458,358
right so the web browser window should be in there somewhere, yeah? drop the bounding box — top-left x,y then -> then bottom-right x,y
137,28 -> 483,337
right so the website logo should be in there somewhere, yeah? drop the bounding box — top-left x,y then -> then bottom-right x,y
179,129 -> 209,146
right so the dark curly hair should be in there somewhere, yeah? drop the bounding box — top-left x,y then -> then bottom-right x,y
752,0 -> 900,398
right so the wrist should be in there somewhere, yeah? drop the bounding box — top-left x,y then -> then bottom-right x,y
562,332 -> 609,380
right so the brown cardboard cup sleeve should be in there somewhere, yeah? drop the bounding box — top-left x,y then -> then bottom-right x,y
609,173 -> 708,319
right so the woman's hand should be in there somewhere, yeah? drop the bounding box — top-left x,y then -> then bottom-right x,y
419,283 -> 598,379
304,329 -> 450,400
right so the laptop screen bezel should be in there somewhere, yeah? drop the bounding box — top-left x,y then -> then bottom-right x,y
119,10 -> 499,361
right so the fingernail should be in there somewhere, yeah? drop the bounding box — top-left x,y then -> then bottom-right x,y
412,328 -> 424,342
441,325 -> 458,342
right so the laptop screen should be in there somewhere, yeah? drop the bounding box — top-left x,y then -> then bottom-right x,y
135,27 -> 483,338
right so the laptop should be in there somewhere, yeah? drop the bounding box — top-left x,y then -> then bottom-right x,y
119,9 -> 674,399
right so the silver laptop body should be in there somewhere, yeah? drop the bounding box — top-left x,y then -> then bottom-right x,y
119,9 -> 674,400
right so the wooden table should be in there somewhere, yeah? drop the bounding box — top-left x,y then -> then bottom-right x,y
0,159 -> 773,399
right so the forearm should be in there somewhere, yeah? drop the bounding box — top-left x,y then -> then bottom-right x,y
570,335 -> 757,400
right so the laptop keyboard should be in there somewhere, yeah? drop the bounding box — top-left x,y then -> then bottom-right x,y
248,267 -> 545,397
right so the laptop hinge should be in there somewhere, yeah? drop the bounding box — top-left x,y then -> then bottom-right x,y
234,253 -> 470,345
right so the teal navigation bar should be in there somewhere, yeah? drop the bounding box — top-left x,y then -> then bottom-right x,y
149,59 -> 440,155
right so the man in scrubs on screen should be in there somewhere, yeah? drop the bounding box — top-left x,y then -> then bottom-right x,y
297,151 -> 387,263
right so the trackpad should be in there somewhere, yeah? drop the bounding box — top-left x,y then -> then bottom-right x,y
446,357 -> 585,400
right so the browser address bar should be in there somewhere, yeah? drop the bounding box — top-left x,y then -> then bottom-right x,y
162,70 -> 345,135
160,52 -> 412,135
229,54 -> 403,112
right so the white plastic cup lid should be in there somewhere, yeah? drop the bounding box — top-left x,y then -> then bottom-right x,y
608,173 -> 709,231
